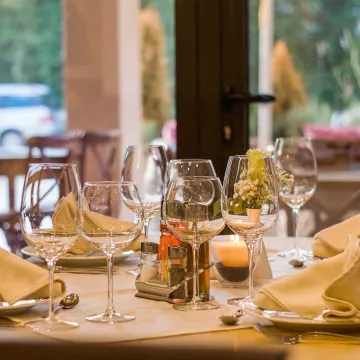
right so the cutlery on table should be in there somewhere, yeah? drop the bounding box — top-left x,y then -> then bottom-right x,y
254,323 -> 360,344
55,265 -> 122,274
42,293 -> 80,318
219,310 -> 245,325
0,320 -> 24,328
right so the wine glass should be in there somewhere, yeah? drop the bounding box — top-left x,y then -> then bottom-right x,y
223,156 -> 279,305
81,181 -> 143,323
165,159 -> 216,187
164,176 -> 227,311
121,145 -> 167,242
20,163 -> 82,333
273,137 -> 318,259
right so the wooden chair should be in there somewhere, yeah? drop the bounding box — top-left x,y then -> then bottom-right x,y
27,131 -> 85,173
0,132 -> 85,255
81,129 -> 121,182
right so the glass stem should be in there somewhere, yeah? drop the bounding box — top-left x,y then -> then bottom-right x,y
47,260 -> 55,321
191,244 -> 201,304
292,207 -> 299,254
143,218 -> 150,243
246,239 -> 256,299
106,252 -> 115,316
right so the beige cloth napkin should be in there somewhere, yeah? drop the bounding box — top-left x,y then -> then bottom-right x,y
254,234 -> 360,321
52,193 -> 144,255
0,248 -> 65,305
312,215 -> 360,258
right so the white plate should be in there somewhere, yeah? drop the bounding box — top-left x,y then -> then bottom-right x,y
21,246 -> 135,267
0,298 -> 48,316
243,302 -> 360,332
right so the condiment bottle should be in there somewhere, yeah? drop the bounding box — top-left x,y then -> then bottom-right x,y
168,246 -> 187,300
139,242 -> 159,282
180,241 -> 211,300
158,220 -> 180,280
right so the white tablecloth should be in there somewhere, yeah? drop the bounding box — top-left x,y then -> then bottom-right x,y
1,236 -> 312,343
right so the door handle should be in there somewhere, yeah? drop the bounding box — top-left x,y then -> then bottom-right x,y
222,86 -> 275,112
221,86 -> 276,144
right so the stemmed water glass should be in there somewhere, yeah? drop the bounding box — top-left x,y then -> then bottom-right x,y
82,181 -> 144,323
164,176 -> 227,311
165,159 -> 216,187
273,137 -> 318,259
223,156 -> 278,306
121,145 -> 167,242
20,163 -> 82,333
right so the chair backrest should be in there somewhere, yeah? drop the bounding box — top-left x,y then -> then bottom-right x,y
82,129 -> 121,182
27,131 -> 85,176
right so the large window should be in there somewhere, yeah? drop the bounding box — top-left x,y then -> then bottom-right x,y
0,0 -> 65,146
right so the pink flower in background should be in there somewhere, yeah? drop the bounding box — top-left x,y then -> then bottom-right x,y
162,120 -> 177,146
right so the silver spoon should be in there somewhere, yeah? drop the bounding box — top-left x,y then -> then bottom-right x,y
42,293 -> 80,318
219,309 -> 244,325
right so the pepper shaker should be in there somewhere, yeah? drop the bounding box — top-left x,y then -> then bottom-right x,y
139,242 -> 159,282
168,246 -> 187,300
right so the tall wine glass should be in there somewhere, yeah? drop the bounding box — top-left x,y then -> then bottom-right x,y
223,156 -> 278,305
274,137 -> 317,259
82,181 -> 143,323
164,176 -> 227,311
20,163 -> 82,333
165,159 -> 216,187
121,145 -> 167,242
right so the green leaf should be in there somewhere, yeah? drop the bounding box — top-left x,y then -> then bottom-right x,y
213,199 -> 221,217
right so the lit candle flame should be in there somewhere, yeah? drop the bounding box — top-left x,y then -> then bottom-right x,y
234,235 -> 240,246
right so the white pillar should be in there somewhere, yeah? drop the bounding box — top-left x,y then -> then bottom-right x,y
258,0 -> 274,150
117,0 -> 142,171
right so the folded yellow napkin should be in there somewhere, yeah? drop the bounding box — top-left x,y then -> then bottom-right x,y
254,234 -> 360,321
52,193 -> 144,255
312,215 -> 360,258
0,248 -> 65,305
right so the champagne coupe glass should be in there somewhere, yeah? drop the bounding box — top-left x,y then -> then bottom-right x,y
20,163 -> 82,333
165,159 -> 216,187
223,156 -> 278,306
274,137 -> 318,259
121,145 -> 167,242
164,176 -> 227,311
82,181 -> 143,323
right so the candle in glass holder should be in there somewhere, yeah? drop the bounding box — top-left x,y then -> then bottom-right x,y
212,235 -> 249,285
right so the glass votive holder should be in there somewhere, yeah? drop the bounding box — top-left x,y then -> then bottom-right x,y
210,235 -> 261,288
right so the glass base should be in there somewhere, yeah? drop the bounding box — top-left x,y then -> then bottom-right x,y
86,312 -> 135,324
227,296 -> 246,306
227,296 -> 253,307
27,318 -> 78,333
173,301 -> 219,311
278,248 -> 313,260
126,268 -> 140,276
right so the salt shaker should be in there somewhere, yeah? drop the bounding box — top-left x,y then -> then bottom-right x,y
168,246 -> 187,300
139,242 -> 159,282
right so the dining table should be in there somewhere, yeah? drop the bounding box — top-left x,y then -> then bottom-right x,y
1,236 -> 359,360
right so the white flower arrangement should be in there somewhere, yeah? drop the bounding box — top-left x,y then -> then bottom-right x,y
231,167 -> 273,210
229,148 -> 294,213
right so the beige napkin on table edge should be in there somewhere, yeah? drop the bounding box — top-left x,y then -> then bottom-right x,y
52,193 -> 144,255
312,214 -> 360,259
0,248 -> 65,305
254,234 -> 360,321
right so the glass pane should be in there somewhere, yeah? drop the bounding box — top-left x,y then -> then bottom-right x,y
250,0 -> 360,236
140,0 -> 176,159
0,0 -> 64,250
0,0 -> 65,148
